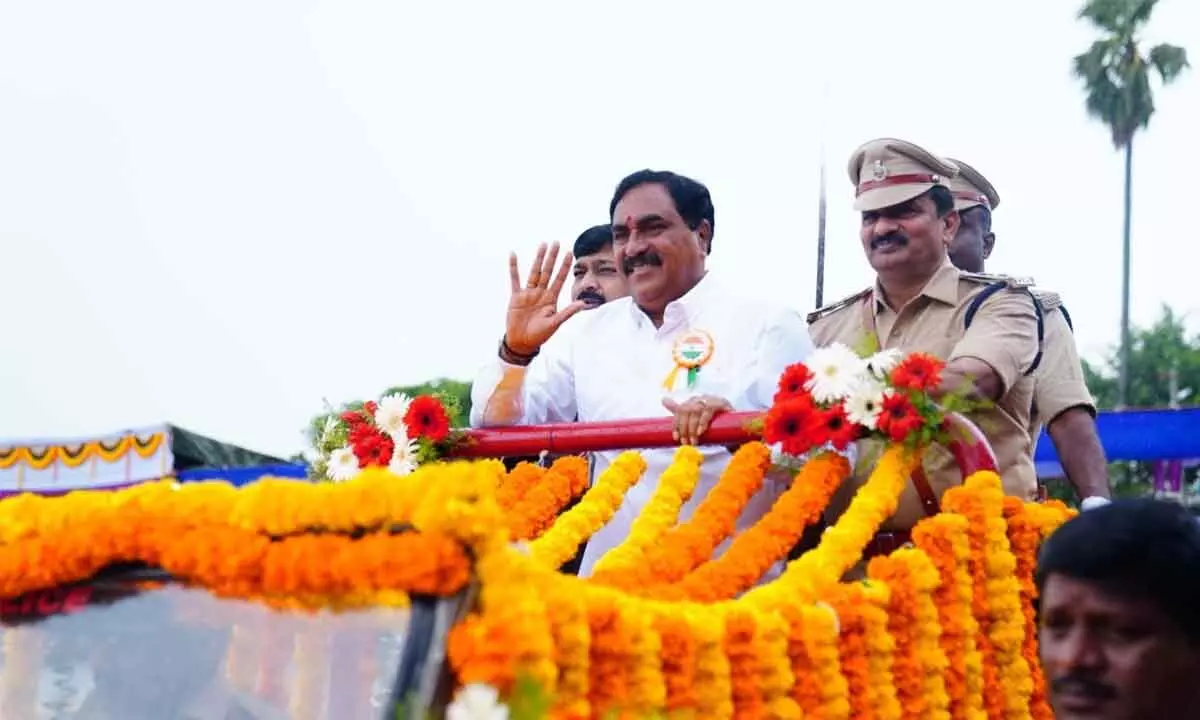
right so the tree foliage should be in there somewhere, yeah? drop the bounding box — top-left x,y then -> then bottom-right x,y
1071,304 -> 1200,496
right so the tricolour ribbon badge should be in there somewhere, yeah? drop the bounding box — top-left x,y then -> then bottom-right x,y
662,329 -> 715,391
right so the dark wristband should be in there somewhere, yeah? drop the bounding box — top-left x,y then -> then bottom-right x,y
499,336 -> 539,367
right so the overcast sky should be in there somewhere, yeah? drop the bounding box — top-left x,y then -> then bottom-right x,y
2,0 -> 1197,458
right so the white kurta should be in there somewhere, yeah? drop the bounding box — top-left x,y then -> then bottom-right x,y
470,274 -> 816,577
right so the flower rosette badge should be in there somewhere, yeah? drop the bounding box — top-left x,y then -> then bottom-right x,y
309,391 -> 463,482
761,343 -> 958,458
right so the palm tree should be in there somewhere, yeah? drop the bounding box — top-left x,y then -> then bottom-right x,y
1073,0 -> 1189,409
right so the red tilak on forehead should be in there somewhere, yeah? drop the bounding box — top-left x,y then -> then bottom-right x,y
623,215 -> 635,232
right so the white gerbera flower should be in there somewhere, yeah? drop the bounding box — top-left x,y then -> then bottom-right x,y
866,348 -> 903,380
326,446 -> 359,482
447,683 -> 509,720
805,343 -> 868,403
844,380 -> 886,430
388,437 -> 420,476
374,393 -> 412,439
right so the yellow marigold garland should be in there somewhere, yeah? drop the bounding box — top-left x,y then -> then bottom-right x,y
868,547 -> 950,720
0,405 -> 1086,720
944,472 -> 1033,720
590,446 -> 703,579
912,513 -> 986,720
640,451 -> 849,603
528,452 -> 647,570
595,442 -> 772,591
748,445 -> 920,607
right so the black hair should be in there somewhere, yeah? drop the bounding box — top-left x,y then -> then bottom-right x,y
572,224 -> 613,259
608,169 -> 716,254
928,185 -> 955,218
1035,498 -> 1200,644
961,204 -> 993,233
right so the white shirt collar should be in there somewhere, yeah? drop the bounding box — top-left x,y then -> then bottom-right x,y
627,271 -> 719,329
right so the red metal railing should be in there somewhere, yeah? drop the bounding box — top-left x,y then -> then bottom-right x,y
451,411 -> 999,478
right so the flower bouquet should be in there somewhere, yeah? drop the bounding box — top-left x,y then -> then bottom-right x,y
762,343 -> 966,458
308,391 -> 462,482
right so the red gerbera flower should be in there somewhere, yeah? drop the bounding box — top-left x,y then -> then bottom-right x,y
348,423 -> 376,446
890,353 -> 944,392
364,400 -> 379,415
814,403 -> 860,450
763,396 -> 820,456
774,363 -> 814,403
340,410 -> 364,426
352,429 -> 394,468
404,395 -> 452,442
877,393 -> 923,443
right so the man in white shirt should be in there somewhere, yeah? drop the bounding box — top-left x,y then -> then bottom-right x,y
471,169 -> 815,577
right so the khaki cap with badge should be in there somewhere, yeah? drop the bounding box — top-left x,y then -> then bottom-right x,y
847,138 -> 961,212
946,158 -> 1001,213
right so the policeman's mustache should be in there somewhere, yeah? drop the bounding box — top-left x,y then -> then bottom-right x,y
622,252 -> 662,275
1051,674 -> 1117,702
576,289 -> 606,307
870,232 -> 909,250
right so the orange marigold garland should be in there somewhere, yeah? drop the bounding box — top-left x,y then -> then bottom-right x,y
506,456 -> 591,541
828,584 -> 873,720
912,513 -> 985,719
590,446 -> 703,580
868,547 -> 950,720
724,608 -> 766,719
656,612 -> 699,713
1004,498 -> 1053,720
861,581 -> 902,720
586,593 -> 634,715
596,442 -> 771,591
496,461 -> 547,510
640,451 -> 849,602
527,452 -> 647,570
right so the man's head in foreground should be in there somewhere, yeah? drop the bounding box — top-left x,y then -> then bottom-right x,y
608,169 -> 714,322
946,157 -> 1000,273
570,224 -> 628,308
847,138 -> 961,287
1036,498 -> 1200,719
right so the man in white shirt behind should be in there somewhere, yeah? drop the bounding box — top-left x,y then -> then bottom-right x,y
471,169 -> 816,577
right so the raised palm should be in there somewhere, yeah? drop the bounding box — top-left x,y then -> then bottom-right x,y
505,242 -> 587,355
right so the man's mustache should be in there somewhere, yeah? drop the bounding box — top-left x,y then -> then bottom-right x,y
1051,674 -> 1118,702
576,289 -> 606,306
622,252 -> 662,274
870,232 -> 909,250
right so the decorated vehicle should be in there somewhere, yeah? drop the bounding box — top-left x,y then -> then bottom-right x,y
0,347 -> 1073,719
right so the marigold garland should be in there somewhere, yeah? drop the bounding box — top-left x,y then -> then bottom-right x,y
506,456 -> 591,541
944,473 -> 1034,720
593,442 -> 771,592
497,461 -> 548,510
639,451 -> 849,602
0,346 -> 1085,720
912,513 -> 986,719
591,446 -> 703,580
527,452 -> 647,570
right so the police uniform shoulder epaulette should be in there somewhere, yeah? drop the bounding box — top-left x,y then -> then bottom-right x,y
958,271 -> 1036,290
807,287 -> 871,325
1030,287 -> 1063,312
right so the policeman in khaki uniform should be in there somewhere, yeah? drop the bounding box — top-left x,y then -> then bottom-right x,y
808,138 -> 1044,556
946,158 -> 1112,508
